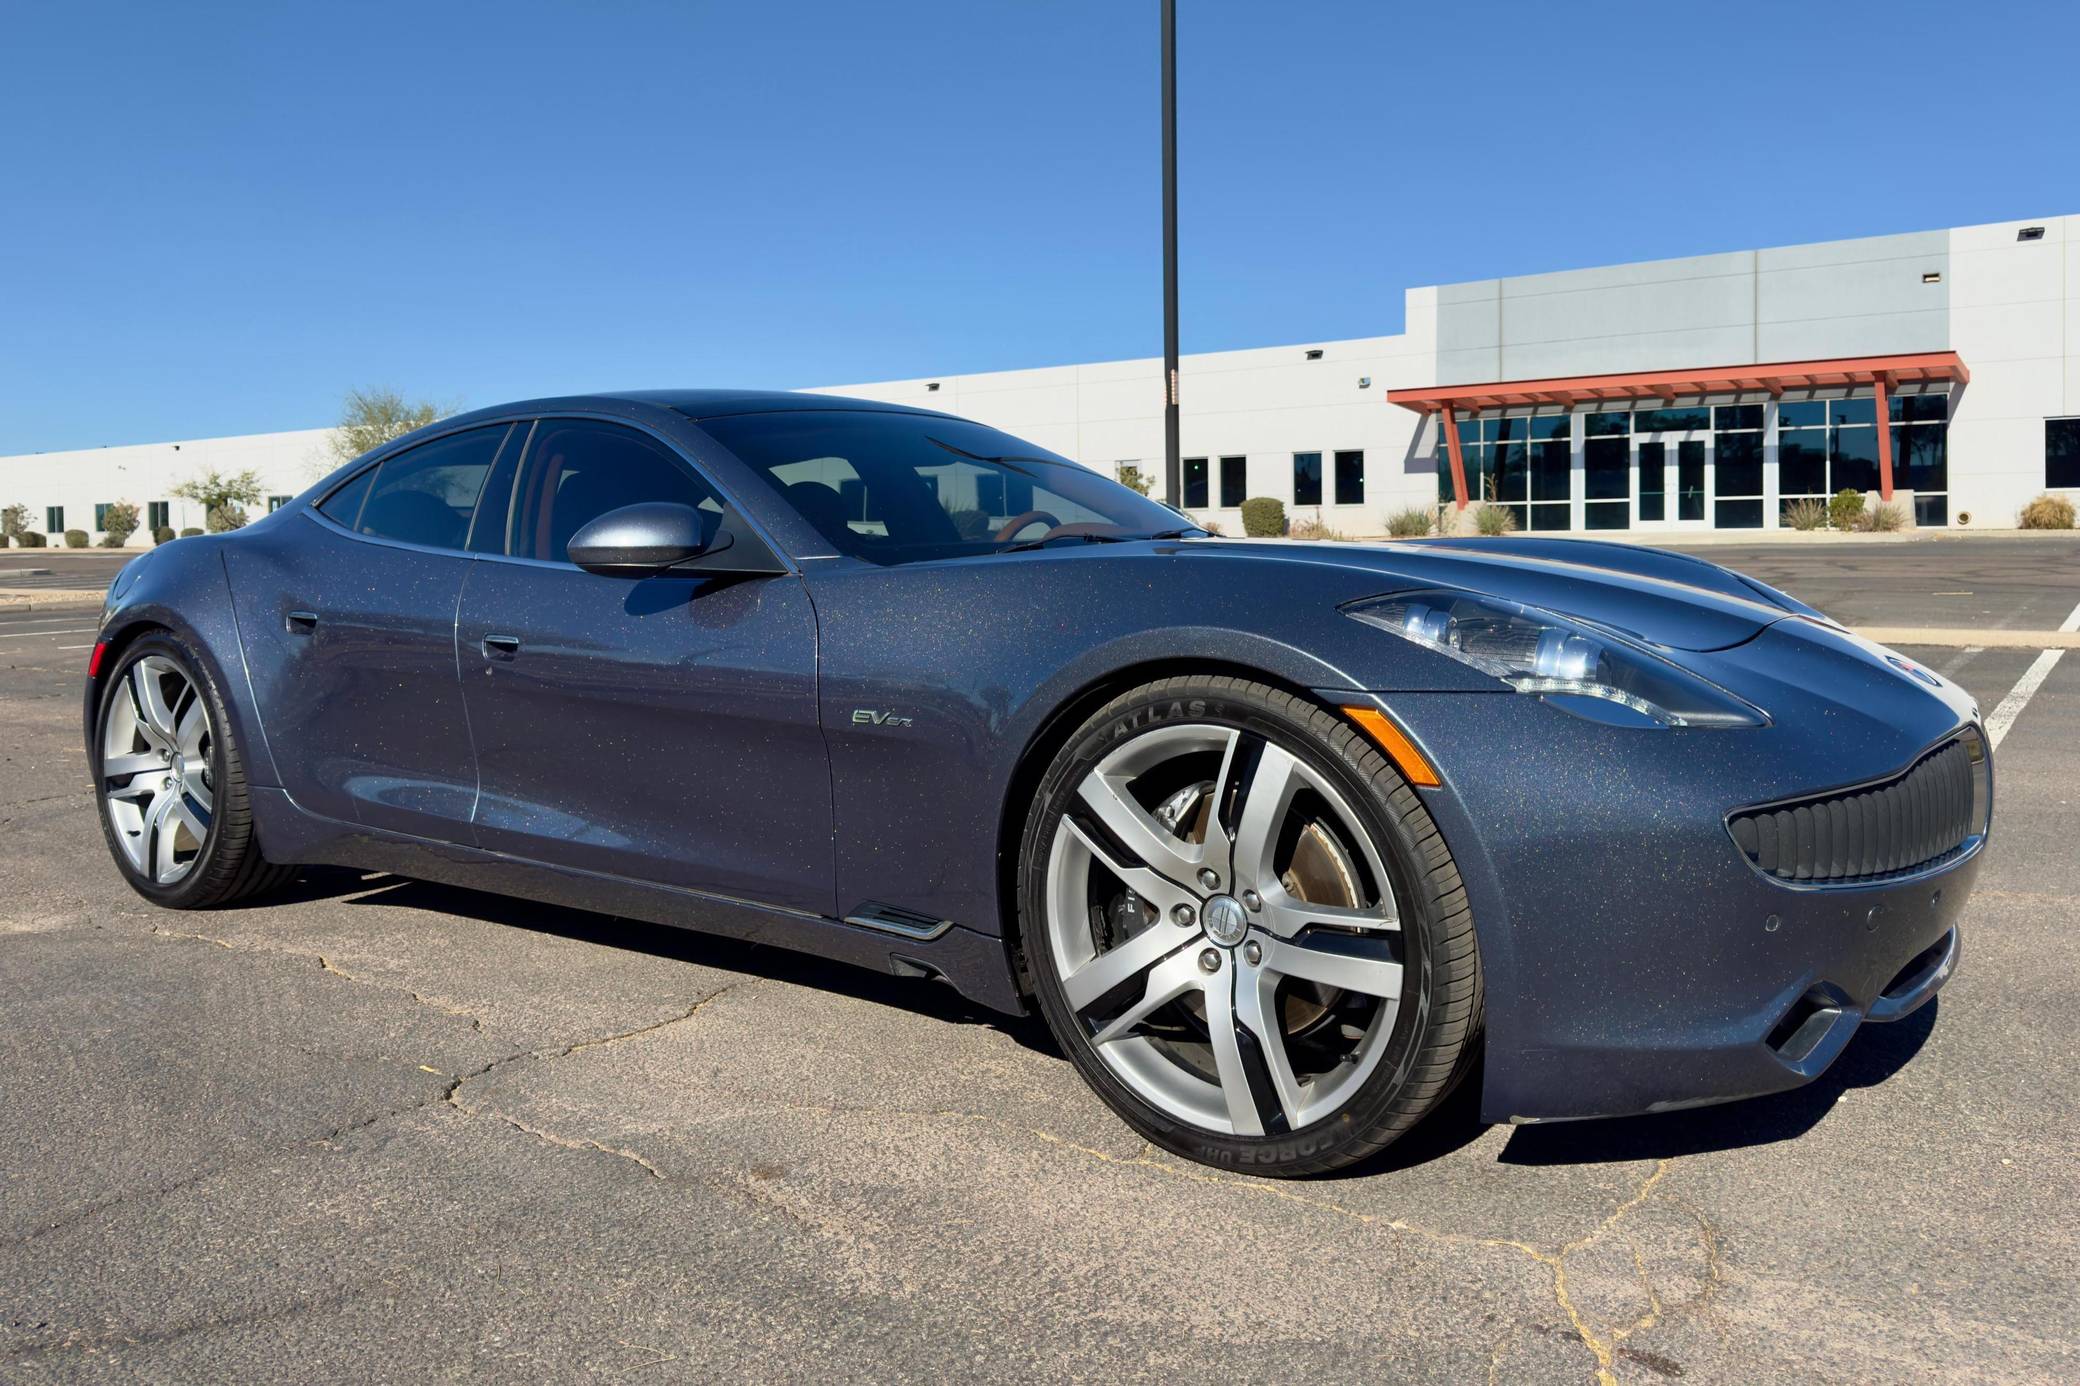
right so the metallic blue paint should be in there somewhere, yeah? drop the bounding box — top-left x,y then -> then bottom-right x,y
86,391 -> 1989,1126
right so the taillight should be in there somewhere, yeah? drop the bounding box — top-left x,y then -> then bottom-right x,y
87,642 -> 108,678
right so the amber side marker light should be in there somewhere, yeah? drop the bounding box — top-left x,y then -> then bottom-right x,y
86,642 -> 109,678
1340,705 -> 1440,788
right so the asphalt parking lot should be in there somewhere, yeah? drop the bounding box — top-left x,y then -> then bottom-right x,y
2,536 -> 2076,1383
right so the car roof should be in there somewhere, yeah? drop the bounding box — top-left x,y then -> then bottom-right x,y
602,388 -> 955,420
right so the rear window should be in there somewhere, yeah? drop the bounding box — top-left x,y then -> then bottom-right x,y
697,410 -> 1187,565
349,426 -> 508,551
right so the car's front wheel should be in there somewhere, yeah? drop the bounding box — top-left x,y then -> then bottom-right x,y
93,632 -> 294,909
1019,675 -> 1481,1176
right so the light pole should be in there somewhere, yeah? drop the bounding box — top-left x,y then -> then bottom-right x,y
1160,0 -> 1180,507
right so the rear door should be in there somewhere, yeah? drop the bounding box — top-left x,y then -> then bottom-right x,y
227,423 -> 519,836
454,417 -> 832,916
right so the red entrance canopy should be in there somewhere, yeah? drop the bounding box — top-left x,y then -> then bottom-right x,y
1388,351 -> 1969,509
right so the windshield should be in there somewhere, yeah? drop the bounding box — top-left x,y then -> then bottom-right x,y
695,409 -> 1197,565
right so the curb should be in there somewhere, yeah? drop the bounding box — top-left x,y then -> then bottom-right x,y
1854,626 -> 2080,651
0,591 -> 105,614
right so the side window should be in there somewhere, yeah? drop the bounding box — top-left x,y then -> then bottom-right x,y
506,420 -> 722,563
317,468 -> 375,528
351,426 -> 508,550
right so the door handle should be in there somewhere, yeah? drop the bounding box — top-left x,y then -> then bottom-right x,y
285,610 -> 319,633
482,634 -> 521,656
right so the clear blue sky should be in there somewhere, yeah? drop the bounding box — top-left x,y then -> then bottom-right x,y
4,0 -> 2074,454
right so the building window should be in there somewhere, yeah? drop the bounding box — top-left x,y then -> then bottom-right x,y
269,494 -> 293,512
1714,404 -> 1764,530
2049,418 -> 2080,490
47,506 -> 64,534
1527,415 -> 1570,531
1183,457 -> 1208,510
1292,452 -> 1323,506
94,503 -> 110,531
1333,450 -> 1364,505
1218,455 -> 1246,507
148,501 -> 170,532
1583,413 -> 1630,530
1891,391 -> 1950,526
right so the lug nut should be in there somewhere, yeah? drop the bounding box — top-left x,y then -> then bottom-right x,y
1171,903 -> 1195,927
1198,868 -> 1220,890
1242,940 -> 1262,966
1198,948 -> 1222,974
1240,889 -> 1261,911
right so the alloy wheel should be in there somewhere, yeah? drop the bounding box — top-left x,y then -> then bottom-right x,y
101,654 -> 215,885
1043,722 -> 1404,1137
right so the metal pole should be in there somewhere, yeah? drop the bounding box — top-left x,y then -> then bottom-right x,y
1161,0 -> 1181,506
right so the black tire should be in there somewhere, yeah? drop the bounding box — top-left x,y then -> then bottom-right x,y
91,631 -> 296,909
1018,675 -> 1482,1176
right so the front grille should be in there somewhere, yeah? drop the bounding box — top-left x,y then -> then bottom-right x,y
1728,734 -> 1984,884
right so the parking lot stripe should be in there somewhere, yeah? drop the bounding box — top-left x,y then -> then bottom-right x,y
1987,650 -> 2064,750
1985,600 -> 2080,751
0,626 -> 95,639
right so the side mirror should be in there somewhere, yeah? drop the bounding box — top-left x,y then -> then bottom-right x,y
568,502 -> 727,576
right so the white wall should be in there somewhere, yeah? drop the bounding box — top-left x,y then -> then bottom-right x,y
814,292 -> 1440,536
1945,215 -> 2077,526
1,429 -> 333,547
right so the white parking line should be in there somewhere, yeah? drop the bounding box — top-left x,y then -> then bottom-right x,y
1985,597 -> 2080,751
0,627 -> 95,639
56,644 -> 93,651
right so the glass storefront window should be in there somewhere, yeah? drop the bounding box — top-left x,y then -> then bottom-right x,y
1715,404 -> 1764,432
1778,431 -> 1827,498
1634,405 -> 1711,433
1585,411 -> 1631,437
1334,450 -> 1364,505
1219,455 -> 1246,507
1638,439 -> 1666,521
1778,400 -> 1827,428
1829,397 -> 1877,428
1183,456 -> 1208,509
2048,419 -> 2080,489
1830,425 -> 1879,494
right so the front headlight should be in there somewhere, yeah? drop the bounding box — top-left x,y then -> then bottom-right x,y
1345,590 -> 1767,729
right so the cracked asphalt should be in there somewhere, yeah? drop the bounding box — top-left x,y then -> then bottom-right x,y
3,558 -> 2078,1384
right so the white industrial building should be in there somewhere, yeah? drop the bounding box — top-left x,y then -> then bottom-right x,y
6,213 -> 2078,545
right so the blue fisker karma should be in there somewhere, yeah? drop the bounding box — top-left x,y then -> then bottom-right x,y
87,391 -> 1988,1174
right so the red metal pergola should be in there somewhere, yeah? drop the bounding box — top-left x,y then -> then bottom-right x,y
1388,351 -> 1970,509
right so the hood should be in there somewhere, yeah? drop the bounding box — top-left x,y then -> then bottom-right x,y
1188,535 -> 1801,652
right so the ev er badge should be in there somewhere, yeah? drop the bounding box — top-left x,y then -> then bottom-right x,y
1202,894 -> 1249,947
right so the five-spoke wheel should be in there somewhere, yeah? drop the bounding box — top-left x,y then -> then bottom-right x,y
1022,677 -> 1481,1175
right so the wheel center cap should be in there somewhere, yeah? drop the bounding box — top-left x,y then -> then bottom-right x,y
1202,893 -> 1248,947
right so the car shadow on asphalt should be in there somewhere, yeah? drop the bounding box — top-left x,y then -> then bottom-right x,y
252,866 -> 1065,1058
240,866 -> 1938,1178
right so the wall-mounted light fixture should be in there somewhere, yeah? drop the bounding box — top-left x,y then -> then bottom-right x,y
925,382 -> 941,392
1357,377 -> 1372,389
1921,271 -> 1942,284
1304,349 -> 1324,361
2017,226 -> 2045,242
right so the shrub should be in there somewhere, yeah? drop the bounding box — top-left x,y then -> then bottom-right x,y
1856,501 -> 1908,532
153,525 -> 177,545
1288,516 -> 1349,541
19,530 -> 47,548
206,503 -> 248,533
1385,506 -> 1433,537
1827,488 -> 1866,531
1473,503 -> 1517,536
1781,497 -> 1828,531
100,499 -> 140,547
1239,496 -> 1286,537
1194,516 -> 1225,536
2019,493 -> 2077,529
64,528 -> 89,548
179,527 -> 204,538
944,507 -> 990,540
0,502 -> 28,543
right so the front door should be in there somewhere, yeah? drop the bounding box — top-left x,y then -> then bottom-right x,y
1635,431 -> 1711,529
455,417 -> 833,917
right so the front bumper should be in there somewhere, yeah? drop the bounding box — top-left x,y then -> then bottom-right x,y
1343,618 -> 1989,1125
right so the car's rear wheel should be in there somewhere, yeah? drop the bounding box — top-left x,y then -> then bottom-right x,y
1019,675 -> 1482,1176
94,632 -> 294,909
